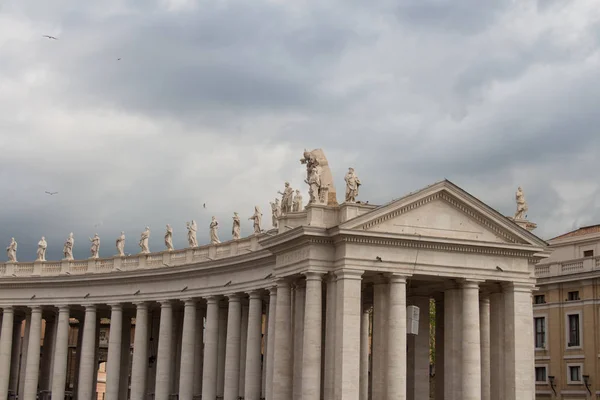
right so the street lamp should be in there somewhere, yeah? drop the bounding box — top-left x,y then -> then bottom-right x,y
583,374 -> 591,395
548,376 -> 557,396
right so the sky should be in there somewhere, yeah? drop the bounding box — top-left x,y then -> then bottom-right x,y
2,0 -> 600,261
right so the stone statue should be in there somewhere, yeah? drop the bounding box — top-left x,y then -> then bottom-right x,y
89,233 -> 100,259
6,238 -> 17,262
186,220 -> 198,248
249,206 -> 262,234
300,148 -> 338,205
292,190 -> 303,212
139,227 -> 151,254
278,182 -> 294,214
165,224 -> 174,251
36,237 -> 47,262
270,199 -> 281,228
210,217 -> 220,244
116,232 -> 125,256
344,167 -> 361,203
63,233 -> 74,260
514,186 -> 528,220
232,212 -> 241,240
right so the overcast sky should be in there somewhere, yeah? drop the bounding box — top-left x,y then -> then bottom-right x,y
2,0 -> 600,261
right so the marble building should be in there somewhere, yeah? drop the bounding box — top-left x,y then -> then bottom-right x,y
0,150 -> 547,400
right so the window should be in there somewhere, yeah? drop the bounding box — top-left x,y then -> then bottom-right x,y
534,317 -> 546,348
584,249 -> 594,257
535,366 -> 547,383
568,314 -> 580,347
568,291 -> 580,301
534,295 -> 546,304
569,365 -> 581,382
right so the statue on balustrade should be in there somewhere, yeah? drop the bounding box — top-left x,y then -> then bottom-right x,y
278,182 -> 294,214
139,227 -> 151,254
514,186 -> 528,220
210,217 -> 220,244
270,198 -> 281,228
63,233 -> 74,260
249,206 -> 262,234
6,238 -> 17,262
293,190 -> 303,212
89,233 -> 100,259
344,167 -> 361,203
116,232 -> 125,256
306,164 -> 322,204
232,212 -> 241,240
36,237 -> 47,262
186,220 -> 198,248
165,224 -> 174,251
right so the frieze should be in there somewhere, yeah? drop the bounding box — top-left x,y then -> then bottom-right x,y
278,248 -> 310,267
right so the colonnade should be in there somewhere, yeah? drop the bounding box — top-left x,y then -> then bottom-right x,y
0,271 -> 534,400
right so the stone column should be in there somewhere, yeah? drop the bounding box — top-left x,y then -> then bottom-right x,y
51,305 -> 71,400
265,288 -> 277,400
0,306 -> 15,398
293,282 -> 306,400
444,286 -> 462,400
407,296 -> 430,400
301,272 -> 323,400
333,269 -> 363,400
202,296 -> 220,400
119,313 -> 133,400
223,295 -> 242,400
130,302 -> 149,400
155,301 -> 173,400
480,295 -> 491,400
77,306 -> 97,400
324,273 -> 336,400
359,307 -> 370,400
372,278 -> 388,400
178,299 -> 197,400
23,306 -> 42,400
18,312 -> 31,398
9,317 -> 23,394
193,305 -> 205,397
262,304 -> 268,400
387,274 -> 407,400
461,281 -> 481,400
503,283 -> 534,400
489,292 -> 504,400
39,313 -> 57,391
105,304 -> 124,400
273,280 -> 293,399
434,296 -> 445,400
245,291 -> 263,400
239,300 -> 249,398
217,304 -> 228,397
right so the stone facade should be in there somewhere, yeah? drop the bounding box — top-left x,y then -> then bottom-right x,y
0,179 -> 547,400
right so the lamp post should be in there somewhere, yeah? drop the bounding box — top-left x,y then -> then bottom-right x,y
548,376 -> 557,397
583,374 -> 591,395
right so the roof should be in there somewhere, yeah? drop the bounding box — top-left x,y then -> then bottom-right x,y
550,224 -> 600,241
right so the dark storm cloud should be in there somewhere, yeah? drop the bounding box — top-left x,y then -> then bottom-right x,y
1,0 -> 600,261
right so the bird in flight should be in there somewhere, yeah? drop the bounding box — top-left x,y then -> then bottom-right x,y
42,35 -> 58,40
45,191 -> 58,195
203,203 -> 206,208
117,58 -> 121,61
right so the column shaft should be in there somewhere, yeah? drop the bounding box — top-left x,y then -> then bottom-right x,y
119,313 -> 133,400
301,273 -> 323,400
387,275 -> 407,400
18,313 -> 31,398
201,297 -> 220,400
217,306 -> 228,397
179,299 -> 197,400
324,274 -> 336,400
443,287 -> 462,400
9,318 -> 22,394
359,308 -> 369,400
0,307 -> 14,398
193,306 -> 205,396
39,315 -> 57,390
489,292 -> 505,400
245,292 -> 263,400
51,306 -> 71,400
265,288 -> 277,400
333,269 -> 363,400
480,296 -> 491,400
372,281 -> 388,400
407,296 -> 430,400
23,306 -> 42,400
461,281 -> 481,400
223,295 -> 242,400
293,284 -> 306,400
239,302 -> 249,397
155,301 -> 173,400
130,303 -> 149,400
105,304 -> 124,400
273,281 -> 293,399
434,298 -> 445,400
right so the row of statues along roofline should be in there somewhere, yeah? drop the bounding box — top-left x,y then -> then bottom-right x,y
2,148 -> 532,263
4,149 -> 363,263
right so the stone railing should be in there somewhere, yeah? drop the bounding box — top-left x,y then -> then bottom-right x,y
535,256 -> 600,279
0,235 -> 262,278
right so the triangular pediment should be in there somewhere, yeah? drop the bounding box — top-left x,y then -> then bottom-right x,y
340,180 -> 547,247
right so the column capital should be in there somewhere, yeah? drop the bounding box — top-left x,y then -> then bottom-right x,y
461,280 -> 482,290
1,306 -> 13,313
182,298 -> 197,306
268,285 -> 278,295
133,301 -> 148,309
502,281 -> 535,293
82,304 -> 97,312
388,273 -> 408,284
334,268 -> 364,280
247,290 -> 263,299
56,304 -> 70,312
205,296 -> 220,305
107,303 -> 123,311
227,294 -> 242,302
159,300 -> 173,308
303,271 -> 325,281
275,278 -> 291,288
29,305 -> 42,313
